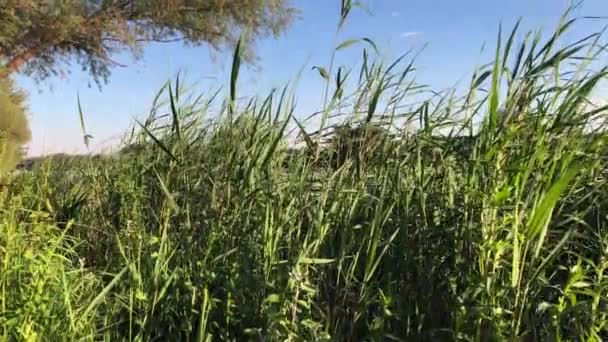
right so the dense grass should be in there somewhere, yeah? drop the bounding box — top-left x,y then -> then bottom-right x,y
2,7 -> 608,341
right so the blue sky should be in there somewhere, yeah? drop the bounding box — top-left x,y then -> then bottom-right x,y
15,0 -> 607,156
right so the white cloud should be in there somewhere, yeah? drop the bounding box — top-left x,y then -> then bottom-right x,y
401,31 -> 422,38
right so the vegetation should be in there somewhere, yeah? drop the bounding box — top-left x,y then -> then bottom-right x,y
0,78 -> 30,177
0,0 -> 295,83
0,0 -> 293,180
1,4 -> 608,341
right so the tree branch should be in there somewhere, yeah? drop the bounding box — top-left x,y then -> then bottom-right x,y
0,9 -> 114,78
102,36 -> 183,44
0,48 -> 38,79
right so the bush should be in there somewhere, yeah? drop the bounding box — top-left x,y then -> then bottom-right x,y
327,123 -> 393,169
0,78 -> 31,176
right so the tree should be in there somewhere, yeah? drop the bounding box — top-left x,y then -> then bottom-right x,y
0,78 -> 31,175
0,0 -> 295,83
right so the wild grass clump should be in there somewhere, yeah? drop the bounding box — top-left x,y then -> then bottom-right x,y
2,5 -> 608,341
0,195 -> 101,340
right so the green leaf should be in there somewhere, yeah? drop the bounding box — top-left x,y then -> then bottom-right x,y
175,71 -> 181,102
536,17 -> 576,60
81,266 -> 128,319
155,170 -> 179,212
529,45 -> 586,76
502,18 -> 522,73
260,107 -> 292,168
472,70 -> 492,89
362,38 -> 379,55
492,184 -> 512,206
299,257 -> 335,264
136,119 -> 179,163
488,23 -> 503,132
293,116 -> 315,151
264,294 -> 281,304
366,79 -> 384,123
529,164 -> 580,258
339,0 -> 352,29
312,66 -> 330,80
230,35 -> 243,115
570,281 -> 591,288
335,37 -> 377,53
528,229 -> 573,284
336,38 -> 361,51
77,93 -> 92,148
511,32 -> 530,82
168,81 -> 181,140
359,49 -> 369,83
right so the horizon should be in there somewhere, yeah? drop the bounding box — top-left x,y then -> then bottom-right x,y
15,0 -> 607,157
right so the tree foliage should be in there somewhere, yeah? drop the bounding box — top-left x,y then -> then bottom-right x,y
328,123 -> 392,169
0,78 -> 31,175
0,0 -> 295,83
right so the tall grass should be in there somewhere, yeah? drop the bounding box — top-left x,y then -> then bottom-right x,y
1,5 -> 608,341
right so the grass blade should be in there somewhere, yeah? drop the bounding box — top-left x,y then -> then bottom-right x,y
81,266 -> 128,319
230,36 -> 243,116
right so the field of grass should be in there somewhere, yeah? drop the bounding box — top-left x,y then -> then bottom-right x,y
1,8 -> 608,341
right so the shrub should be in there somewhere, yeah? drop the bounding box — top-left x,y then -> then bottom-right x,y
327,123 -> 393,169
0,78 -> 31,176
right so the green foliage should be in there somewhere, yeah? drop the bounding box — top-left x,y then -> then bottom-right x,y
326,122 -> 393,170
0,0 -> 295,83
2,5 -> 608,341
0,200 -> 101,340
0,78 -> 30,176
